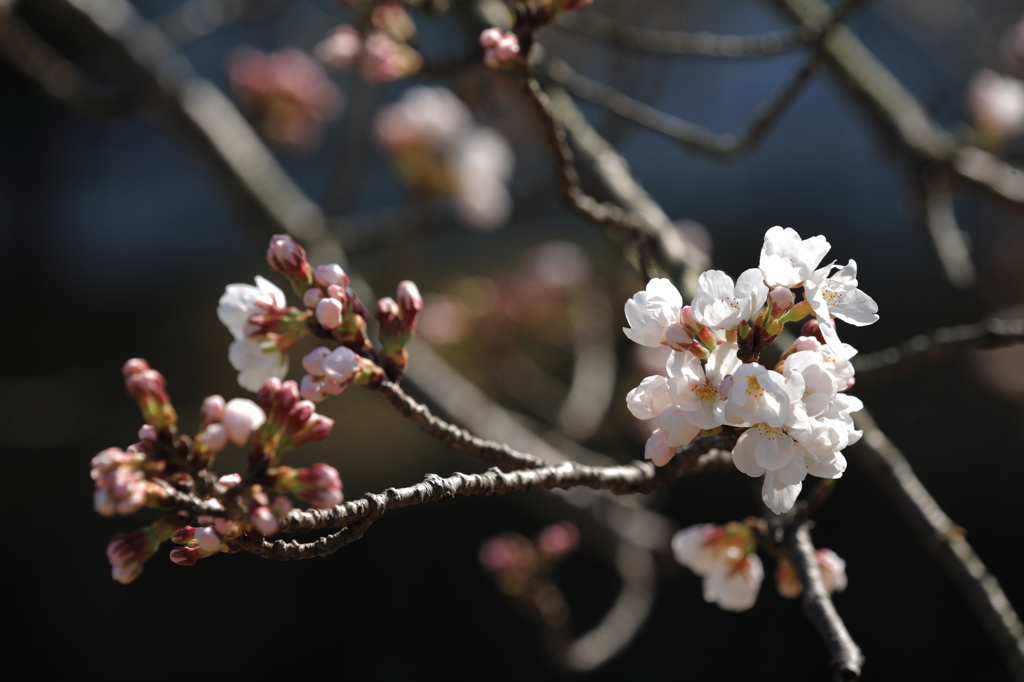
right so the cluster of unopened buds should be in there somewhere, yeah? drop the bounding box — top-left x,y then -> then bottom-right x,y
315,1 -> 421,83
374,86 -> 515,230
625,226 -> 878,514
219,234 -> 422,392
226,47 -> 343,150
479,522 -> 581,598
672,521 -> 846,612
479,0 -> 593,68
479,29 -> 520,70
94,359 -> 341,583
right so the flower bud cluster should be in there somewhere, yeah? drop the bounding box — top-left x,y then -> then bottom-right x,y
250,378 -> 334,464
624,227 -> 878,514
227,47 -> 342,150
315,3 -> 422,83
374,86 -> 515,231
96,359 -> 345,583
478,522 -> 580,598
271,463 -> 344,509
774,548 -> 848,599
376,280 -> 423,379
671,522 -> 763,612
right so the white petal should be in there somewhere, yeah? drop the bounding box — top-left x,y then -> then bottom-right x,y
762,470 -> 802,514
753,427 -> 794,470
731,430 -> 766,477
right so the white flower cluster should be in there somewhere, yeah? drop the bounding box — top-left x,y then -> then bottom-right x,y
217,276 -> 290,392
672,524 -> 763,612
624,227 -> 878,514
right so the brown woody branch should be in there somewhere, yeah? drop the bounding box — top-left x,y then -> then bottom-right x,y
852,318 -> 1024,389
250,437 -> 734,547
851,410 -> 1024,680
773,0 -> 1024,208
539,0 -> 869,160
784,521 -> 864,681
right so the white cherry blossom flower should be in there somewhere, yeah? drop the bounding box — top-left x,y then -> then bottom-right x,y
671,525 -> 724,575
816,549 -> 848,594
217,276 -> 287,340
228,338 -> 288,392
725,364 -> 790,428
758,226 -> 831,288
703,553 -> 764,612
665,343 -> 740,429
782,351 -> 838,418
623,278 -> 685,347
804,260 -> 878,359
626,375 -> 673,420
691,268 -> 768,330
644,428 -> 675,466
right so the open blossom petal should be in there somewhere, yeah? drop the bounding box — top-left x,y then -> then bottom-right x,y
666,343 -> 737,430
228,338 -> 288,392
657,407 -> 702,447
759,226 -> 830,288
644,429 -> 675,466
762,469 -> 802,515
671,525 -> 721,576
805,260 -> 878,327
623,278 -> 684,347
703,555 -> 764,612
626,375 -> 673,420
692,268 -> 768,329
783,351 -> 838,418
218,276 -> 286,340
726,364 -> 790,428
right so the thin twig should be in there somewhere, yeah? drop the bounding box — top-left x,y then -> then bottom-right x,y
247,440 -> 735,554
378,379 -> 553,470
0,5 -> 133,118
852,318 -> 1024,389
851,410 -> 1024,680
773,0 -> 1024,208
539,0 -> 869,160
918,167 -> 976,288
784,521 -> 864,681
554,10 -> 815,58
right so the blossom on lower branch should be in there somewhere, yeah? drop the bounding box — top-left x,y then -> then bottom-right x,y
672,523 -> 763,612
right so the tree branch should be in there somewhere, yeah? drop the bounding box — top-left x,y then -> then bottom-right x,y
246,439 -> 735,555
538,0 -> 869,160
852,318 -> 1024,389
773,0 -> 1024,208
784,521 -> 864,681
851,410 -> 1024,680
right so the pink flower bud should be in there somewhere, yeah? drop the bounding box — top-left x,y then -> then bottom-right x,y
396,280 -> 423,329
304,414 -> 334,443
214,518 -> 243,538
479,28 -> 503,49
816,548 -> 848,594
321,346 -> 360,384
218,473 -> 242,489
112,564 -> 143,584
495,35 -> 520,61
137,424 -> 157,442
801,319 -> 825,344
222,398 -> 267,445
793,336 -> 821,352
680,305 -> 701,333
171,526 -> 196,544
300,375 -> 326,402
316,297 -> 344,330
93,488 -> 116,517
768,286 -> 795,312
121,358 -> 151,377
316,25 -> 362,69
327,283 -> 347,301
258,377 -> 283,410
479,536 -> 514,573
322,378 -> 345,396
267,234 -> 313,284
285,400 -> 316,433
169,547 -> 201,566
199,423 -> 228,453
272,495 -> 294,517
376,297 -> 400,325
302,347 -> 332,376
91,447 -> 137,480
314,263 -> 349,288
537,521 -> 580,558
250,506 -> 279,536
645,428 -> 675,466
200,394 -> 226,428
195,527 -> 222,554
717,375 -> 734,401
303,287 -> 324,309
664,324 -> 693,352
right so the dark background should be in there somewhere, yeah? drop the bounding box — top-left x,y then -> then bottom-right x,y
3,0 -> 1023,679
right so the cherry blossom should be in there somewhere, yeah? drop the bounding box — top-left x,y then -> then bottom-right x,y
804,260 -> 878,359
219,277 -> 290,391
690,268 -> 768,330
623,278 -> 686,348
672,524 -> 764,612
758,226 -> 831,288
665,343 -> 740,429
725,363 -> 791,428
